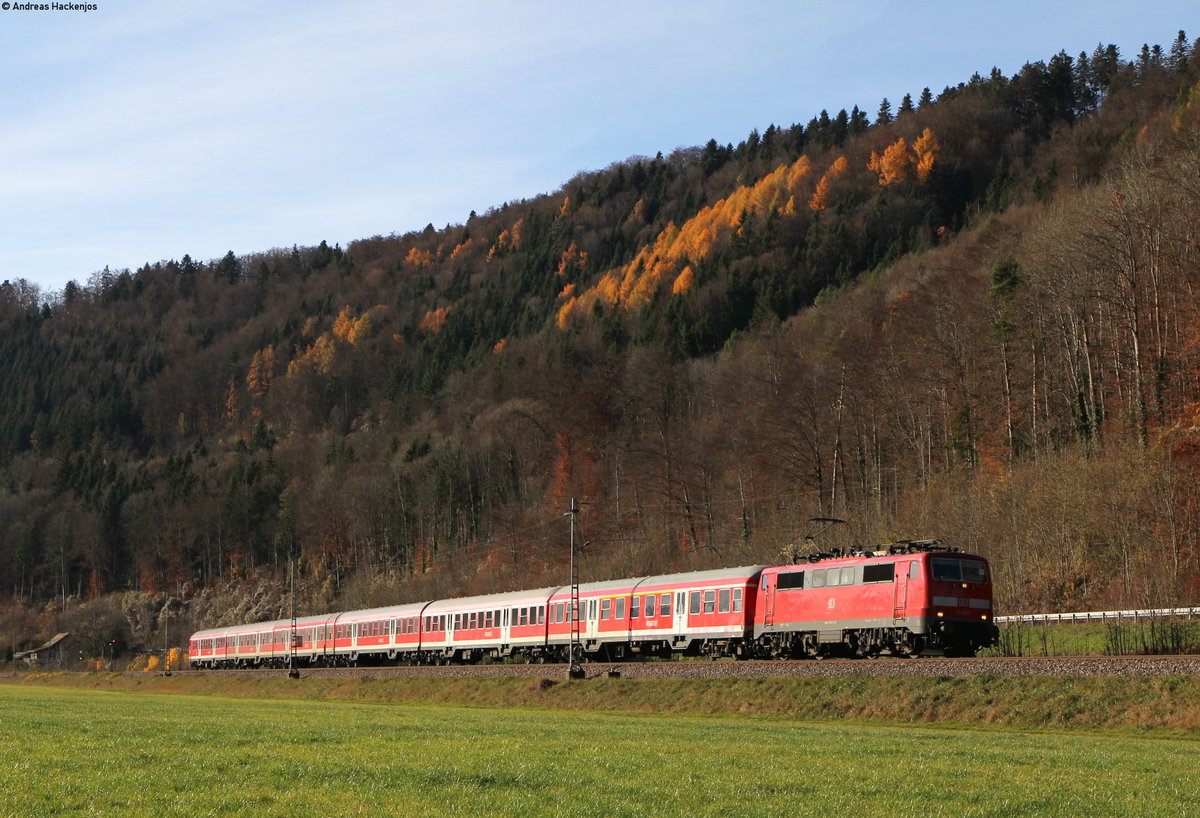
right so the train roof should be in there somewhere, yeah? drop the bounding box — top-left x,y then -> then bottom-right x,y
765,549 -> 990,572
333,601 -> 429,623
422,586 -> 563,614
634,565 -> 769,588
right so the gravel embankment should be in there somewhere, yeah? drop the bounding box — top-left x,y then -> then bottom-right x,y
186,655 -> 1200,681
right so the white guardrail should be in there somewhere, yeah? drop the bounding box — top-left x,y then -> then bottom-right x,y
996,607 -> 1200,625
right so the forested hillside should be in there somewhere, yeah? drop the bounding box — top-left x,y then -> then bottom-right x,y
3,33 -> 1200,654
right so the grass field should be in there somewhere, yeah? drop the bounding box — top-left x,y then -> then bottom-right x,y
982,618 -> 1200,657
2,684 -> 1200,817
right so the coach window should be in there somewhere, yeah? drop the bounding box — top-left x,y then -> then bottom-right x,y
538,607 -> 545,624
733,588 -> 744,612
718,589 -> 731,613
703,589 -> 716,614
660,594 -> 672,617
841,567 -> 855,586
589,600 -> 598,620
689,591 -> 701,615
616,598 -> 626,619
601,599 -> 612,620
630,596 -> 641,619
811,569 -> 826,589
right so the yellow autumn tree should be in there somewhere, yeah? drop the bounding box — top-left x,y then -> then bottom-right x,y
405,246 -> 433,266
332,306 -> 355,341
672,265 -> 696,295
868,129 -> 939,185
419,306 -> 450,333
868,137 -> 910,185
912,127 -> 940,182
809,156 -> 847,211
556,243 -> 588,277
246,345 -> 276,406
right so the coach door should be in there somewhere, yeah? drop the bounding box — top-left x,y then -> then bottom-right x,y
893,562 -> 911,619
673,591 -> 688,634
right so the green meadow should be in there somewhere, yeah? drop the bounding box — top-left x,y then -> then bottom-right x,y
2,683 -> 1199,817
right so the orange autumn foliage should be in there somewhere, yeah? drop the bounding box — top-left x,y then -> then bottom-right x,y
556,243 -> 588,277
558,154 -> 814,328
809,155 -> 848,210
868,138 -> 910,185
419,306 -> 451,333
405,246 -> 433,266
672,265 -> 696,295
912,127 -> 940,182
868,129 -> 940,186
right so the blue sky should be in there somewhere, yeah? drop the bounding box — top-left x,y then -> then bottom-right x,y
1,1 -> 1194,293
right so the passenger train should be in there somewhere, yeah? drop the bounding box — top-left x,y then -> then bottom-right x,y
188,541 -> 998,667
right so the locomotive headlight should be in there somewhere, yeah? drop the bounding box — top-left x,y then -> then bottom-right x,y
962,583 -> 968,589
981,615 -> 988,620
936,611 -> 944,618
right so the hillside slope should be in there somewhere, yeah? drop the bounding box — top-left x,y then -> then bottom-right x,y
2,33 -> 1200,649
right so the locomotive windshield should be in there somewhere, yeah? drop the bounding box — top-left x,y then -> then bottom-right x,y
931,558 -> 988,584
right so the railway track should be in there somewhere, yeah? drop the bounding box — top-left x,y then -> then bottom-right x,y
161,654 -> 1200,681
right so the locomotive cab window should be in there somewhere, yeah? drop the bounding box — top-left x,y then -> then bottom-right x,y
933,558 -> 988,584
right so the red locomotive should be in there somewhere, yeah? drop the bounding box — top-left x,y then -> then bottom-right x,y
188,541 -> 997,667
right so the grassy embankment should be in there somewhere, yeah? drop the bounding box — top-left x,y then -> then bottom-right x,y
2,683 -> 1199,817
7,669 -> 1200,732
